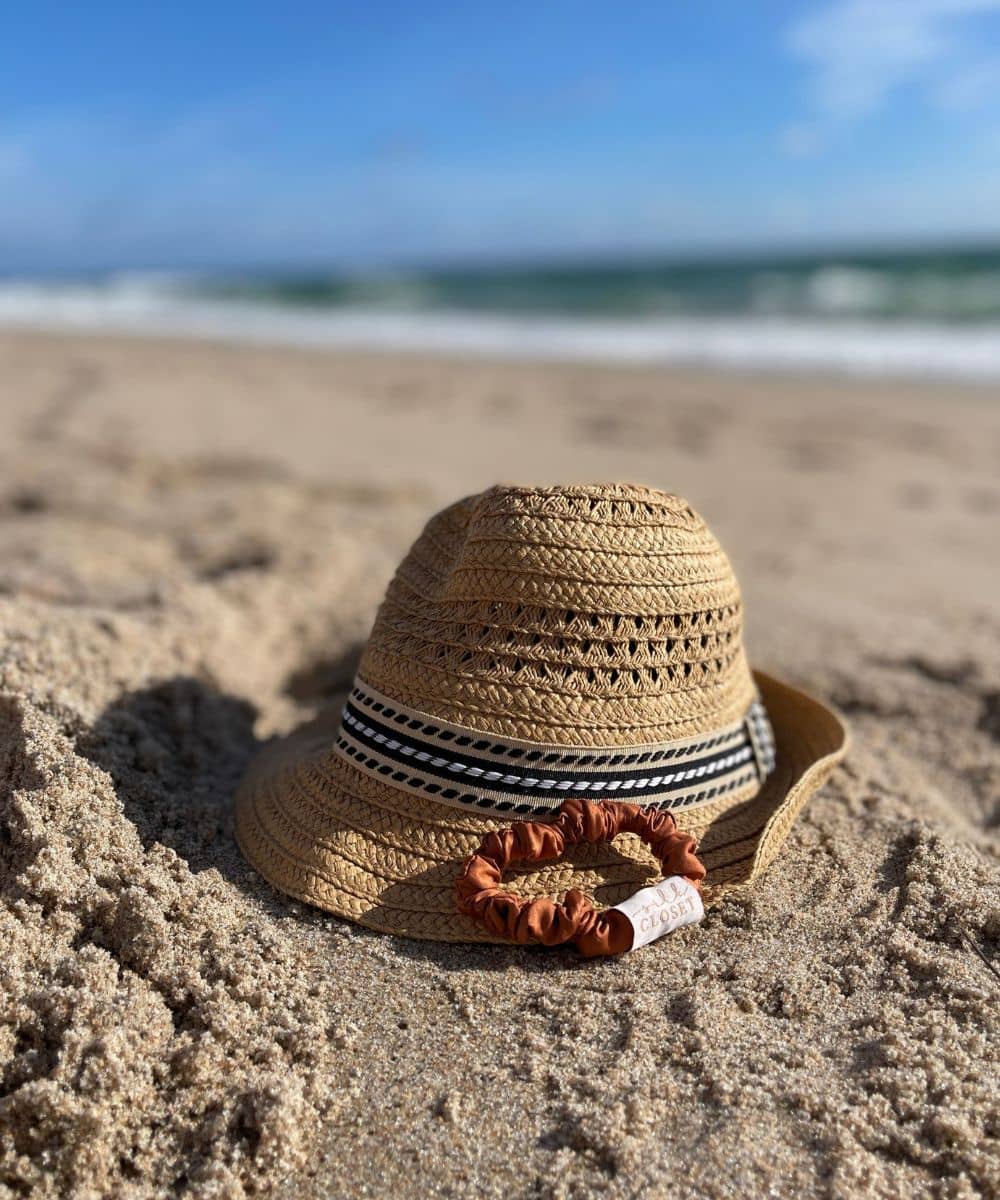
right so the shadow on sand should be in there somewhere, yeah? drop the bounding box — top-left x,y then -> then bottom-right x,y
77,676 -> 263,888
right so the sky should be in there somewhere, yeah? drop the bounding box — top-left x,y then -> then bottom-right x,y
2,0 -> 1000,271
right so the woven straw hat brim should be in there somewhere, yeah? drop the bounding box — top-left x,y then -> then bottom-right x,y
234,671 -> 847,943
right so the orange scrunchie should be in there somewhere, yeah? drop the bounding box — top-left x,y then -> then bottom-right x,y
455,797 -> 705,957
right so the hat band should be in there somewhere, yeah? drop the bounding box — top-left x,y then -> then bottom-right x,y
334,678 -> 776,817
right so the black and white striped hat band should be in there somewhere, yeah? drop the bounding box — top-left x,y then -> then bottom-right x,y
334,679 -> 777,817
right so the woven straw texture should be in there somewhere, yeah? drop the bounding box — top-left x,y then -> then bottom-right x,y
235,484 -> 847,943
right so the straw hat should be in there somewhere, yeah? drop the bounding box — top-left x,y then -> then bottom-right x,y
235,484 -> 847,945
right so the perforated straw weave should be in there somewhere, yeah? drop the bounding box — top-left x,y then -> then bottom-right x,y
235,484 -> 848,943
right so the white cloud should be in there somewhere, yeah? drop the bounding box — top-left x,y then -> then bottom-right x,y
786,0 -> 1000,122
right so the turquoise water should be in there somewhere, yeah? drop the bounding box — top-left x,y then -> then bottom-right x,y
2,244 -> 1000,378
193,245 -> 1000,322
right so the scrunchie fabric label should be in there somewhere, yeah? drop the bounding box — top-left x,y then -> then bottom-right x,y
612,876 -> 704,950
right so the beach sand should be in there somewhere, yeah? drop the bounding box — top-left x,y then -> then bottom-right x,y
1,330 -> 997,1199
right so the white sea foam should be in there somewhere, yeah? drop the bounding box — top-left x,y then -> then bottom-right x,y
1,275 -> 999,381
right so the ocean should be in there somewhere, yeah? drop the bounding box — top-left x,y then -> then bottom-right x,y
3,245 -> 1000,380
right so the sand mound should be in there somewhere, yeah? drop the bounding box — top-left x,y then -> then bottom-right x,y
0,451 -> 418,1195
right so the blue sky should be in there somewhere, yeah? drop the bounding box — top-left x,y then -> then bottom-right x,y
3,1 -> 1000,270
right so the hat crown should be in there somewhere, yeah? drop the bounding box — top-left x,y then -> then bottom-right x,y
358,484 -> 755,746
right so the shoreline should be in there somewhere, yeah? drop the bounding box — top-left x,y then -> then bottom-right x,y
3,303 -> 1000,382
5,322 -> 998,389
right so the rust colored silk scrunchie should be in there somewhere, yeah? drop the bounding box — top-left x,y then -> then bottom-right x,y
455,797 -> 706,957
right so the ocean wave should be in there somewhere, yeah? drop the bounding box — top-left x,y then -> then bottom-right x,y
1,275 -> 1000,380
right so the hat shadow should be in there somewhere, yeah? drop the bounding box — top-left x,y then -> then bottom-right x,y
386,932 -> 589,972
283,642 -> 365,705
76,676 -> 286,907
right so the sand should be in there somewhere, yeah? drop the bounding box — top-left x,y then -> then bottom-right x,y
0,330 -> 997,1199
